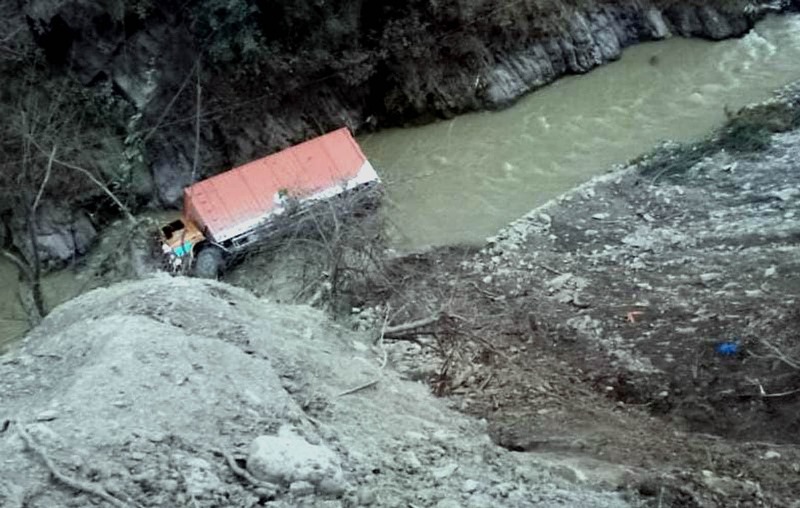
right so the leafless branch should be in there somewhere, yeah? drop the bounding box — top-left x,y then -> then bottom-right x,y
16,422 -> 135,508
191,59 -> 202,183
751,338 -> 800,370
143,59 -> 200,142
337,379 -> 380,397
27,138 -> 135,224
383,314 -> 441,339
0,249 -> 34,283
210,447 -> 277,490
32,145 -> 56,212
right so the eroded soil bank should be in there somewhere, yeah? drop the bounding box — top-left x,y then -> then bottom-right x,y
360,88 -> 800,506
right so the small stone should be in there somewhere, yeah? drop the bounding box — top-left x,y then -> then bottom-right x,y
490,482 -> 514,498
35,410 -> 58,422
764,266 -> 777,278
432,463 -> 459,480
462,479 -> 480,493
356,487 -> 377,506
551,465 -> 587,484
318,476 -> 347,496
591,213 -> 610,220
763,450 -> 781,460
403,431 -> 429,441
398,451 -> 423,473
183,457 -> 222,497
160,479 -> 179,492
700,273 -> 721,284
289,480 -> 315,496
482,275 -> 493,284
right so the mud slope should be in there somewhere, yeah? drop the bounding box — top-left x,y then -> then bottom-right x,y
0,275 -> 636,508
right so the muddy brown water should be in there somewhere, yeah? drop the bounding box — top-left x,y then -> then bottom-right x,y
360,14 -> 800,249
3,14 -> 800,351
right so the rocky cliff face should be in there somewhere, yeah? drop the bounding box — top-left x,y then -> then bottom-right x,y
17,0 -> 791,210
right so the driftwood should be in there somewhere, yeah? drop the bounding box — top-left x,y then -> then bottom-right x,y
382,314 -> 441,339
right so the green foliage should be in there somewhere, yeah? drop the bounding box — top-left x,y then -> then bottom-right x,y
717,101 -> 800,152
191,0 -> 268,68
638,99 -> 800,182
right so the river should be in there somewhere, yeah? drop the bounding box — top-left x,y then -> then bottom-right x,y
359,14 -> 800,249
3,14 -> 800,350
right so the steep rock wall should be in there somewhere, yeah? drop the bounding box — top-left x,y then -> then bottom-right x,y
15,0 -> 791,208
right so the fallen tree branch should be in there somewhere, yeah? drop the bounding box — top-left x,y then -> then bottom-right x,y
210,447 -> 277,490
337,379 -> 380,397
750,339 -> 800,370
15,422 -> 134,508
383,314 -> 441,339
468,281 -> 504,301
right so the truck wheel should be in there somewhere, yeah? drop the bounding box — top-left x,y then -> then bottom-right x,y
193,246 -> 225,279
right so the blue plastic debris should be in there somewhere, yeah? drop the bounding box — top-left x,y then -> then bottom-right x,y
715,341 -> 739,356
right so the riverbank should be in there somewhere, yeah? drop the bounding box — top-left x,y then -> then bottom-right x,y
360,85 -> 800,506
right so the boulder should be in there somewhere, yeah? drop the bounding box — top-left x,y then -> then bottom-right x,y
247,426 -> 346,493
11,201 -> 97,268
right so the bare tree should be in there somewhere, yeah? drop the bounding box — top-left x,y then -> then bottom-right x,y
0,34 -> 136,325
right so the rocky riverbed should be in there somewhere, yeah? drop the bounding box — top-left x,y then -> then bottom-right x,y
359,86 -> 800,506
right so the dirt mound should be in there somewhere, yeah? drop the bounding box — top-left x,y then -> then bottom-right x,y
0,275 -> 632,507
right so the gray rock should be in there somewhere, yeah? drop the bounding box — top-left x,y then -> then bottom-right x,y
289,480 -> 315,496
645,9 -> 671,39
182,456 -> 222,498
432,463 -> 459,480
247,426 -> 343,487
461,479 -> 480,494
356,487 -> 377,506
697,6 -> 734,40
152,149 -> 191,207
11,201 -> 97,268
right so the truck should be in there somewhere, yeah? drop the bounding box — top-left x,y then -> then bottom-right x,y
159,127 -> 381,277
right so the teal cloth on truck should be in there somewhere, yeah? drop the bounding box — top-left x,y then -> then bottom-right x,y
174,241 -> 192,257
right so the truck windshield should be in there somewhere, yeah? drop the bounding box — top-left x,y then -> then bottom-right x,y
161,219 -> 185,240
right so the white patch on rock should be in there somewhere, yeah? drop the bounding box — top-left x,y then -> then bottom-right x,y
247,426 -> 344,490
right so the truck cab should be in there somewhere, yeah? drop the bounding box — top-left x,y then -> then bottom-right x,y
160,218 -> 205,261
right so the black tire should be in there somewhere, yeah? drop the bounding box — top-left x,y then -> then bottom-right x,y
193,246 -> 225,279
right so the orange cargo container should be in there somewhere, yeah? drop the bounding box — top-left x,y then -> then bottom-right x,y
185,127 -> 379,244
160,127 -> 380,275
